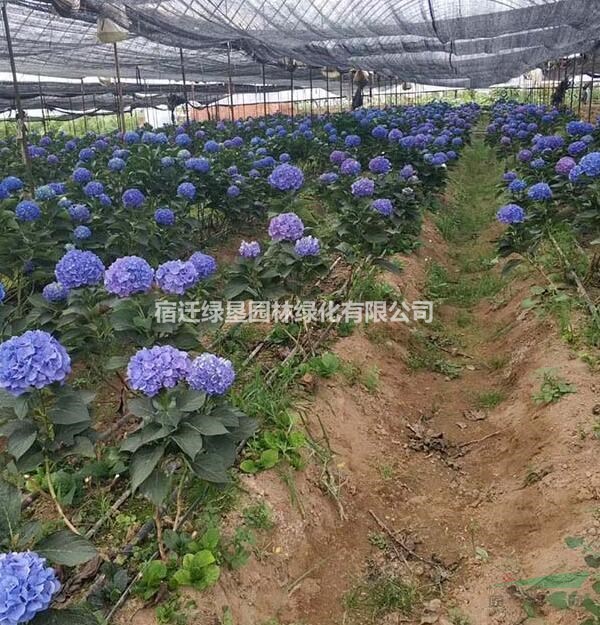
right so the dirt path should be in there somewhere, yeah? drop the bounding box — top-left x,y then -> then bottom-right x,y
128,134 -> 600,625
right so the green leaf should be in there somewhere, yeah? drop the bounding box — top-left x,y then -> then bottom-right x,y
191,453 -> 231,483
0,480 -> 21,543
7,422 -> 37,460
260,448 -> 280,469
239,459 -> 258,474
172,424 -> 204,460
121,423 -> 170,453
513,571 -> 590,589
128,397 -> 155,419
187,414 -> 229,436
582,597 -> 600,617
585,555 -> 600,569
48,389 -> 92,425
29,605 -> 99,625
138,469 -> 170,507
129,446 -> 165,493
565,536 -> 584,549
35,530 -> 97,566
547,591 -> 569,609
143,560 -> 168,586
104,355 -> 129,371
176,389 -> 206,412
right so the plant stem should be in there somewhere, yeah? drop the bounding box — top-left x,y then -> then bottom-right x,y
44,457 -> 81,535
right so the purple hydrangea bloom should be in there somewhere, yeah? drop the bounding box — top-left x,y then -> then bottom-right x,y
185,157 -> 211,174
579,152 -> 600,177
203,140 -> 220,153
72,167 -> 92,184
127,345 -> 191,396
372,198 -> 393,216
68,204 -> 90,223
431,152 -> 448,166
42,282 -> 69,303
55,250 -> 105,288
340,158 -> 362,176
517,149 -> 533,162
351,177 -> 375,198
527,182 -> 553,201
345,134 -> 361,148
186,353 -> 235,396
0,551 -> 61,624
329,150 -> 347,165
34,185 -> 56,202
84,181 -> 104,198
122,188 -> 145,209
227,185 -> 241,198
15,201 -> 41,222
73,225 -> 91,240
496,203 -> 525,224
555,156 -> 576,175
0,331 -> 71,395
568,141 -> 587,157
372,125 -> 388,140
508,179 -> 527,193
239,240 -> 261,258
104,256 -> 154,297
0,282 -> 5,304
319,172 -> 338,185
155,208 -> 175,226
530,158 -> 546,170
268,212 -> 305,241
294,235 -> 320,257
502,171 -> 518,182
399,164 -> 416,179
177,182 -> 196,201
569,164 -> 585,183
123,130 -> 139,144
368,156 -> 392,175
268,164 -> 304,191
189,252 -> 217,280
108,157 -> 126,172
175,133 -> 191,147
155,260 -> 199,295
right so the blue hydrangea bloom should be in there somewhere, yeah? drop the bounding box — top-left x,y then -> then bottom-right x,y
268,164 -> 304,191
351,177 -> 375,198
239,240 -> 261,258
372,198 -> 393,216
155,208 -> 175,226
294,235 -> 320,257
186,353 -> 235,396
84,181 -> 104,198
0,282 -> 5,304
502,171 -> 517,182
0,183 -> 8,201
74,225 -> 91,240
48,182 -> 66,196
568,141 -> 587,157
527,182 -> 553,201
517,149 -> 532,162
127,345 -> 191,397
508,179 -> 527,193
55,250 -> 105,288
68,204 -> 90,223
555,156 -> 576,175
371,125 -> 388,140
496,203 -> 525,224
72,167 -> 92,185
400,164 -> 416,179
189,252 -> 217,280
530,158 -> 546,170
175,133 -> 191,147
155,260 -> 199,295
34,185 -> 56,202
279,153 -> 291,163
108,157 -> 126,172
78,148 -> 94,162
227,185 -> 241,198
569,164 -> 585,183
42,282 -> 69,303
122,188 -> 145,209
566,120 -> 594,136
177,182 -> 196,201
368,156 -> 392,175
340,158 -> 362,176
105,256 -> 154,297
319,172 -> 338,185
0,551 -> 61,624
2,176 -> 23,193
203,140 -> 220,153
185,157 -> 211,174
268,212 -> 305,241
98,194 -> 112,207
123,131 -> 139,145
329,150 -> 347,165
0,331 -> 71,395
345,134 -> 361,148
161,156 -> 175,168
15,201 -> 41,222
579,152 -> 600,177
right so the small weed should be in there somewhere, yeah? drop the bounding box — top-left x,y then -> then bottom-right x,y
523,465 -> 553,487
475,390 -> 506,409
368,532 -> 388,550
455,310 -> 472,328
488,355 -> 509,370
362,366 -> 380,393
156,597 -> 197,625
448,608 -> 472,625
243,503 -> 274,531
304,352 -> 341,378
533,369 -> 576,405
341,361 -> 362,385
377,463 -> 395,481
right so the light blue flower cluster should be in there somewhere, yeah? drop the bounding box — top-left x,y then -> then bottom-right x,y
372,198 -> 393,216
580,152 -> 600,177
351,177 -> 375,198
294,235 -> 320,257
189,252 -> 217,280
186,353 -> 235,396
177,182 -> 196,201
55,250 -> 105,289
239,240 -> 261,258
155,260 -> 198,295
496,203 -> 525,224
42,282 -> 69,303
104,256 -> 154,297
268,212 -> 305,241
155,208 -> 175,226
0,330 -> 71,396
127,345 -> 191,396
268,164 -> 304,191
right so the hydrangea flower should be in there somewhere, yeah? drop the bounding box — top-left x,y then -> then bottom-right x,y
319,172 -> 338,185
372,125 -> 388,140
72,167 -> 92,184
189,252 -> 217,280
2,176 -> 23,193
155,208 -> 175,226
227,185 -> 241,198
34,185 -> 56,202
175,133 -> 191,147
0,551 -> 61,624
104,256 -> 154,297
42,282 -> 69,303
268,212 -> 305,241
268,164 -> 304,192
108,157 -> 126,172
340,158 -> 362,176
68,204 -> 90,223
368,156 -> 392,175
527,182 -> 553,201
161,156 -> 175,168
502,171 -> 517,182
186,353 -> 235,396
0,282 -> 5,304
555,156 -> 576,175
155,260 -> 199,295
496,203 -> 525,224
84,181 -> 104,198
517,149 -> 533,162
203,140 -> 220,153
55,250 -> 105,288
294,235 -> 320,257
74,225 -> 91,240
122,188 -> 145,209
123,130 -> 139,144
399,164 -> 416,179
580,152 -> 600,177
372,198 -> 393,216
15,201 -> 41,222
185,158 -> 211,174
530,158 -> 546,170
351,177 -> 375,198
127,345 -> 191,396
569,164 -> 585,183
177,182 -> 196,201
508,179 -> 527,193
568,141 -> 587,157
78,148 -> 94,162
239,240 -> 261,258
345,134 -> 361,148
329,150 -> 347,165
0,331 -> 71,395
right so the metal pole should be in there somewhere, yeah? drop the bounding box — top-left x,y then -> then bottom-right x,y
37,77 -> 47,135
226,43 -> 235,123
326,71 -> 330,114
113,42 -> 126,133
290,66 -> 294,123
262,63 -> 267,118
339,70 -> 343,112
179,47 -> 190,125
309,66 -> 314,120
588,50 -> 596,122
570,55 -> 577,110
80,79 -> 88,133
1,2 -> 33,182
578,55 -> 585,116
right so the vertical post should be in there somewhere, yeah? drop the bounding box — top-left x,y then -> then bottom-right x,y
395,79 -> 399,106
37,77 -> 47,135
92,94 -> 100,132
309,66 -> 314,120
1,2 -> 33,182
578,56 -> 585,116
262,63 -> 267,118
339,70 -> 343,112
570,55 -> 577,110
113,42 -> 126,133
377,74 -> 381,107
290,65 -> 294,124
80,79 -> 88,133
588,50 -> 596,123
179,47 -> 190,125
326,70 -> 330,114
226,43 -> 235,123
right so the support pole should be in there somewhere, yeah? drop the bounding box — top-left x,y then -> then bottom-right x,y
339,70 -> 343,112
179,47 -> 190,125
226,43 -> 235,123
262,63 -> 267,118
570,55 -> 577,110
588,50 -> 596,123
37,77 -> 47,135
1,2 -> 32,184
578,56 -> 585,116
290,65 -> 294,124
113,42 -> 126,133
80,79 -> 88,133
309,66 -> 314,120
326,71 -> 330,115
